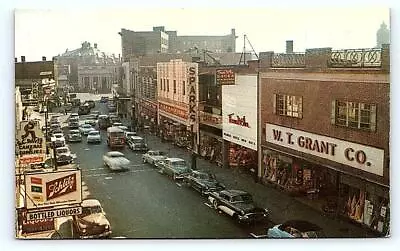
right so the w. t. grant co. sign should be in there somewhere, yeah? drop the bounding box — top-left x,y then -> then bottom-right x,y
265,124 -> 385,176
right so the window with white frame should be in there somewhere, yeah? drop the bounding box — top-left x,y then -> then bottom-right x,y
333,100 -> 376,131
274,94 -> 303,118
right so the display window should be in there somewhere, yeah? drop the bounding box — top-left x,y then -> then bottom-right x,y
199,132 -> 222,164
228,143 -> 256,170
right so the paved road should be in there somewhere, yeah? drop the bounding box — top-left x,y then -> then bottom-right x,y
58,96 -> 378,239
66,101 -> 269,239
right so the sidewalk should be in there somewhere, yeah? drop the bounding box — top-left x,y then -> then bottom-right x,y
142,133 -> 381,238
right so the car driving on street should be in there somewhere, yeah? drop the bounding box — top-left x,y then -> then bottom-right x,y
67,129 -> 82,143
127,136 -> 148,151
207,190 -> 269,224
103,151 -> 131,171
55,146 -> 74,165
72,199 -> 112,239
79,124 -> 95,135
50,133 -> 66,148
184,170 -> 225,195
142,150 -> 168,165
160,157 -> 192,180
87,130 -> 101,144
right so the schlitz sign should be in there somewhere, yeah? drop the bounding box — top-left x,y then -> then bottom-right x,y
265,123 -> 385,176
24,170 -> 82,210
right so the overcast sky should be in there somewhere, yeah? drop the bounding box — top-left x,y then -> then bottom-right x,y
14,7 -> 390,61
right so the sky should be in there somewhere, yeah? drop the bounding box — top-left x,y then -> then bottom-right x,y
14,7 -> 390,61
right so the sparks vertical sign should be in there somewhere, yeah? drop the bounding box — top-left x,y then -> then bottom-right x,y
187,63 -> 198,130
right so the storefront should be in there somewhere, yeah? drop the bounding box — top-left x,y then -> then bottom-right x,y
199,111 -> 223,166
263,123 -> 389,235
158,101 -> 190,145
140,99 -> 158,133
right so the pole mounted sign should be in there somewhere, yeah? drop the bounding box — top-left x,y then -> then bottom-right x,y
16,120 -> 46,165
187,63 -> 198,129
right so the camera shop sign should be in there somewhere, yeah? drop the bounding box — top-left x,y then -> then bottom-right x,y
26,206 -> 82,220
265,124 -> 384,176
16,120 -> 46,164
188,64 -> 198,126
24,170 -> 82,210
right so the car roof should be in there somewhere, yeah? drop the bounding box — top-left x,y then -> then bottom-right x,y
222,189 -> 249,196
166,157 -> 185,162
56,146 -> 69,150
280,220 -> 322,232
88,130 -> 99,133
130,136 -> 143,139
69,130 -> 80,133
81,199 -> 102,207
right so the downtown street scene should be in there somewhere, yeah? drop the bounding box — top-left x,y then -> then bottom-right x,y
14,8 -> 390,240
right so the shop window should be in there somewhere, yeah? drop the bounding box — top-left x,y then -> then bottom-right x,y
331,100 -> 376,131
274,94 -> 303,118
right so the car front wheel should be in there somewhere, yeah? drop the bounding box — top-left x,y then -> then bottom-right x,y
213,199 -> 219,210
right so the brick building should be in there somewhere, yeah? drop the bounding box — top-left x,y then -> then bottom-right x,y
258,44 -> 390,235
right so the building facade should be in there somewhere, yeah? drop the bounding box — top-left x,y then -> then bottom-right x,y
258,45 -> 390,235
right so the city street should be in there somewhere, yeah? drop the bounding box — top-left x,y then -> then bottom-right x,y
59,99 -> 377,239
66,100 -> 269,238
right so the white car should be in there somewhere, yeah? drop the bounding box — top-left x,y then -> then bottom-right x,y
87,130 -> 101,144
124,131 -> 137,139
127,136 -> 148,151
142,150 -> 168,165
79,124 -> 95,135
51,133 -> 66,148
103,151 -> 131,171
55,146 -> 74,164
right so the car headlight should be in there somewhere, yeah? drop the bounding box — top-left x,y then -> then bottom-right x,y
240,210 -> 245,215
82,228 -> 87,233
105,225 -> 109,230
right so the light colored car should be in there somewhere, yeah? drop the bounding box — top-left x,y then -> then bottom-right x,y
142,150 -> 167,165
51,133 -> 65,148
87,130 -> 101,144
70,113 -> 79,120
124,131 -> 137,139
103,151 -> 131,171
79,124 -> 95,135
67,129 -> 82,142
160,157 -> 192,180
72,199 -> 112,239
55,146 -> 74,165
267,220 -> 325,238
127,136 -> 148,151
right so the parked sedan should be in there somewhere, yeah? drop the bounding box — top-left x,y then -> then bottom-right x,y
267,220 -> 325,238
103,151 -> 131,171
207,190 -> 269,224
55,146 -> 74,165
72,199 -> 112,239
184,170 -> 225,195
50,133 -> 65,148
160,158 -> 192,180
87,130 -> 101,144
142,150 -> 167,165
79,124 -> 95,135
67,129 -> 82,143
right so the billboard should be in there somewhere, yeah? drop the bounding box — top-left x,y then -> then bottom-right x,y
265,123 -> 385,176
216,68 -> 235,85
16,120 -> 46,165
24,170 -> 82,210
222,74 -> 258,150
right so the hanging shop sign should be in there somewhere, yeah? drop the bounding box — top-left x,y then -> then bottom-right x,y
216,68 -> 235,85
24,170 -> 82,210
22,218 -> 55,234
265,123 -> 385,176
16,120 -> 46,165
222,74 -> 258,150
26,206 -> 82,221
187,64 -> 198,127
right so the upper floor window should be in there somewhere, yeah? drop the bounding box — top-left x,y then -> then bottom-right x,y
182,81 -> 186,95
332,100 -> 376,131
167,79 -> 169,92
160,79 -> 162,91
173,80 -> 176,94
274,94 -> 303,118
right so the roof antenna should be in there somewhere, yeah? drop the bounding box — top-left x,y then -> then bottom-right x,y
239,34 -> 259,65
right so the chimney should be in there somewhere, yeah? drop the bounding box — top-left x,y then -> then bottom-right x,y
21,56 -> 25,62
94,43 -> 97,49
231,28 -> 236,36
42,56 -> 46,61
286,40 -> 293,54
15,58 -> 17,63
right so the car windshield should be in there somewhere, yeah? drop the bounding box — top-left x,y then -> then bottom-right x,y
80,205 -> 103,217
154,151 -> 165,156
56,148 -> 68,154
198,173 -> 213,180
232,194 -> 253,203
172,161 -> 187,169
131,139 -> 143,143
54,134 -> 63,138
82,124 -> 91,128
89,131 -> 99,135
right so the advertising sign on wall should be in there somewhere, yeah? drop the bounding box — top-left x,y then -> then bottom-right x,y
265,123 -> 385,176
24,170 -> 82,210
187,63 -> 198,130
222,74 -> 258,150
16,120 -> 46,165
216,68 -> 235,85
22,218 -> 55,234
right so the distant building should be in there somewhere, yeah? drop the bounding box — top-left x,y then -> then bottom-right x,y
15,56 -> 55,92
376,22 -> 390,48
119,26 -> 237,61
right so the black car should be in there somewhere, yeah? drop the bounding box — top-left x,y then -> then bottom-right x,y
100,96 -> 109,103
184,170 -> 225,195
78,104 -> 91,115
207,190 -> 269,224
87,100 -> 95,109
